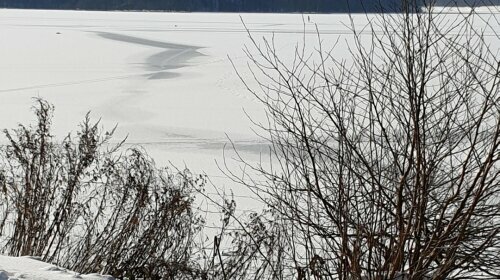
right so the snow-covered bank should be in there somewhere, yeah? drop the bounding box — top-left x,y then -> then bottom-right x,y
0,256 -> 113,280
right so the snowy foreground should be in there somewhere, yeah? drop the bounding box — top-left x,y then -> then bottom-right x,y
0,256 -> 113,280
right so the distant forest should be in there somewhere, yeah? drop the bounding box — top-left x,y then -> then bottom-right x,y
0,0 -> 413,13
0,0 -> 497,12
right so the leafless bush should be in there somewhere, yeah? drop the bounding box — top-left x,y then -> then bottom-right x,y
0,99 -> 207,279
221,1 -> 500,279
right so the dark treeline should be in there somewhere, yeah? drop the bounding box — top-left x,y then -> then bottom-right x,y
0,0 -> 411,13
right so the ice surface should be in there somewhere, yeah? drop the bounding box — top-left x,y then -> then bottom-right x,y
0,9 -> 357,213
0,9 -> 351,244
1,6 -> 499,220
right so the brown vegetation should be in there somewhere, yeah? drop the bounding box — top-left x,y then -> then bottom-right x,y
0,99 -> 207,279
219,1 -> 500,279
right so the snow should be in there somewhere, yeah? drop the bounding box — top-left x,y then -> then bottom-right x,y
1,9 -> 498,173
0,256 -> 114,280
0,9 -> 351,222
0,9 -> 350,171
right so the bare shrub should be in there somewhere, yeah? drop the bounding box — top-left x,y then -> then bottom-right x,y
221,1 -> 500,279
0,99 -> 206,279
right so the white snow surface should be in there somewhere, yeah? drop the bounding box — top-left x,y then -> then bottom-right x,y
0,9 -> 356,218
1,8 -> 498,177
0,255 -> 114,280
0,9 -> 351,170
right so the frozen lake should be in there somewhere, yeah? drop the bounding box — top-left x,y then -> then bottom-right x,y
1,8 -> 499,211
0,9 -> 353,171
0,9 -> 356,215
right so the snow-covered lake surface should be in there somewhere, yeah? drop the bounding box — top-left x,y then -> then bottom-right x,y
1,7 -> 499,213
2,8 -> 498,166
0,9 -> 348,178
0,9 -> 360,214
